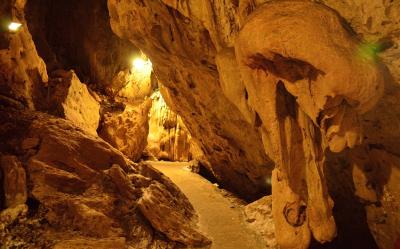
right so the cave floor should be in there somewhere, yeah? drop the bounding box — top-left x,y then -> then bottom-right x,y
148,161 -> 266,249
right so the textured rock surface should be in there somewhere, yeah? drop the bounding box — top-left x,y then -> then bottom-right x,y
0,107 -> 210,249
0,155 -> 27,208
99,99 -> 152,161
41,70 -> 100,135
0,0 -> 48,109
146,91 -> 192,161
244,196 -> 278,249
1,0 -> 400,248
108,0 -> 273,200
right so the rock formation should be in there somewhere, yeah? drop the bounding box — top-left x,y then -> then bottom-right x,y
245,196 -> 278,249
40,70 -> 100,135
0,107 -> 210,248
100,99 -> 152,161
146,91 -> 193,161
236,2 -> 384,248
0,0 -> 48,109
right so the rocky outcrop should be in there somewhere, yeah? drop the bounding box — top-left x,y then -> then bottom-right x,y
146,91 -> 193,161
0,107 -> 210,249
99,99 -> 152,161
40,70 -> 100,135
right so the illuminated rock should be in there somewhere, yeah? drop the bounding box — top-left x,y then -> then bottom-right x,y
44,70 -> 100,135
99,99 -> 152,161
146,91 -> 192,161
0,0 -> 48,109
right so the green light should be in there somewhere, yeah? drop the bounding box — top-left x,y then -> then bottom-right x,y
356,41 -> 383,62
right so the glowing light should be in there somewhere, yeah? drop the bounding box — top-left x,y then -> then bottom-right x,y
130,57 -> 153,82
132,58 -> 152,72
8,22 -> 22,32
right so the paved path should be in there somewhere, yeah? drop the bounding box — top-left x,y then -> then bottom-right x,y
148,161 -> 265,249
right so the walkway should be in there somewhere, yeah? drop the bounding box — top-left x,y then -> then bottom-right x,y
148,161 -> 265,249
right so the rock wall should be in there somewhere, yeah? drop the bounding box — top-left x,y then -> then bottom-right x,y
146,91 -> 193,161
25,0 -> 138,93
108,0 -> 400,248
99,52 -> 155,161
0,0 -> 48,109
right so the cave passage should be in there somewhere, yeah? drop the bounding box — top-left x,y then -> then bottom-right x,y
1,0 -> 399,249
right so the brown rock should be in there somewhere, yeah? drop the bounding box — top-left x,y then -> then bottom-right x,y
138,181 -> 211,246
146,91 -> 193,161
108,0 -> 273,200
0,107 -> 210,248
244,196 -> 278,249
106,164 -> 138,199
44,70 -> 100,135
53,237 -> 126,249
99,99 -> 152,161
21,137 -> 40,150
0,0 -> 48,109
235,1 -> 384,247
0,155 -> 27,208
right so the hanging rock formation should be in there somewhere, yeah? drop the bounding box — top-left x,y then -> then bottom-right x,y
235,1 -> 384,248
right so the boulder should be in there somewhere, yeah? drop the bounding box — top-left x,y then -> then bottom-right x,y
44,70 -> 100,135
99,99 -> 152,161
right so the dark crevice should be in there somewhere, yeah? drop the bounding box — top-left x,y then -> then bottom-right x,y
254,112 -> 262,128
244,88 -> 249,100
276,80 -> 297,120
248,53 -> 324,83
198,162 -> 218,185
25,0 -> 137,91
26,197 -> 41,217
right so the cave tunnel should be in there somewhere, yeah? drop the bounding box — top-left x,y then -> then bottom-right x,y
1,0 -> 400,249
